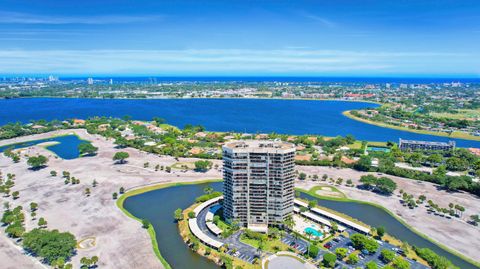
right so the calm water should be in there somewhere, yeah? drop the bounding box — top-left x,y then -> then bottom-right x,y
297,192 -> 479,269
1,98 -> 479,148
123,183 -> 221,269
0,134 -> 87,159
124,182 -> 478,269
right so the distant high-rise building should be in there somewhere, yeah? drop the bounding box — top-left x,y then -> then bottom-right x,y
109,79 -> 113,85
87,78 -> 94,85
222,140 -> 295,232
48,75 -> 58,82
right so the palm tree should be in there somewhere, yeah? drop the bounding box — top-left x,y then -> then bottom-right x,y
283,215 -> 295,231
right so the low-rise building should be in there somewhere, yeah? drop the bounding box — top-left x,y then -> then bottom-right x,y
399,139 -> 455,151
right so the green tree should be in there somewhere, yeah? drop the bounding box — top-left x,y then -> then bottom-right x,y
365,261 -> 378,269
142,219 -> 151,229
50,171 -> 57,177
22,229 -> 77,265
38,217 -> 48,228
113,152 -> 130,164
12,191 -> 19,199
322,253 -> 337,268
446,157 -> 468,171
359,175 -> 376,189
427,154 -> 443,166
78,143 -> 98,156
112,192 -> 118,199
335,247 -> 348,258
308,199 -> 317,209
376,226 -> 386,238
203,186 -> 214,194
27,155 -> 48,169
152,117 -> 166,125
392,256 -> 410,269
194,160 -> 212,171
308,244 -> 319,258
381,249 -> 396,263
347,253 -> 359,264
354,155 -> 372,171
375,177 -> 397,194
188,211 -> 196,219
330,222 -> 339,233
174,208 -> 183,221
30,202 -> 38,212
91,256 -> 99,266
298,172 -> 307,180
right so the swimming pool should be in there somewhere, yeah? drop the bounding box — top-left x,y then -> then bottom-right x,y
304,227 -> 322,237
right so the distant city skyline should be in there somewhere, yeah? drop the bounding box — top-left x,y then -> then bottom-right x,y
0,0 -> 479,77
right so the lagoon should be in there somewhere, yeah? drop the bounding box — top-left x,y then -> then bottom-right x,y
1,98 -> 480,148
0,134 -> 87,159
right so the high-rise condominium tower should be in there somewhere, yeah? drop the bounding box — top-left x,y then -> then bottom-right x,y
222,140 -> 295,232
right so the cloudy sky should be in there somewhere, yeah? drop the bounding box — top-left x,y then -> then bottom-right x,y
0,0 -> 479,77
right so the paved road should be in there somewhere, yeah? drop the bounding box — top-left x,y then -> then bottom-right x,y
326,230 -> 429,269
196,203 -> 258,263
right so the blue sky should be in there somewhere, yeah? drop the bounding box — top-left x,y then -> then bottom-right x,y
0,0 -> 479,77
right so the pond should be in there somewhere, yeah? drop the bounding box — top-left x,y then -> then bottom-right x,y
123,182 -> 479,269
0,134 -> 89,159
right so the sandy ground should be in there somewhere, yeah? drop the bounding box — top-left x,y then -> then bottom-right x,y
0,129 -> 222,269
296,166 -> 480,262
0,129 -> 479,268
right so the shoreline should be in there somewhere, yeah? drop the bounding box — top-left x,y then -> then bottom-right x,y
0,95 -> 382,105
296,187 -> 480,268
116,179 -> 223,269
343,110 -> 480,142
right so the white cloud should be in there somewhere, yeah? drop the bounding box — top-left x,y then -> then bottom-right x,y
0,11 -> 161,25
296,11 -> 336,27
0,49 -> 475,75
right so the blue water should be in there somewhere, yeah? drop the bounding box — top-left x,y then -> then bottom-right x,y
304,227 -> 322,237
0,134 -> 88,159
1,98 -> 479,148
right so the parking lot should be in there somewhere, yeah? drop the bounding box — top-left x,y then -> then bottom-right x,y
281,234 -> 309,254
323,231 -> 429,269
198,204 -> 429,268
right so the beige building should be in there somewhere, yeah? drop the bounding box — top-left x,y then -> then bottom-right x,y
222,140 -> 295,232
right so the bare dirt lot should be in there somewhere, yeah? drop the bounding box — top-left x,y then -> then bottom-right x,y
0,129 -> 222,269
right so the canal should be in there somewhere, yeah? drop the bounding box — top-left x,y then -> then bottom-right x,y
123,182 -> 479,269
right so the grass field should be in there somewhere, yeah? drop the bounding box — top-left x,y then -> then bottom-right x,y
170,161 -> 196,170
430,109 -> 480,120
343,110 -> 480,142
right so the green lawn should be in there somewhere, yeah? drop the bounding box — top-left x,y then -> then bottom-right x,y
239,237 -> 290,253
309,185 -> 347,199
170,162 -> 195,170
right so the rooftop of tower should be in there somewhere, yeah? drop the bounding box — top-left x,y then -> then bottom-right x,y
223,140 -> 295,153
